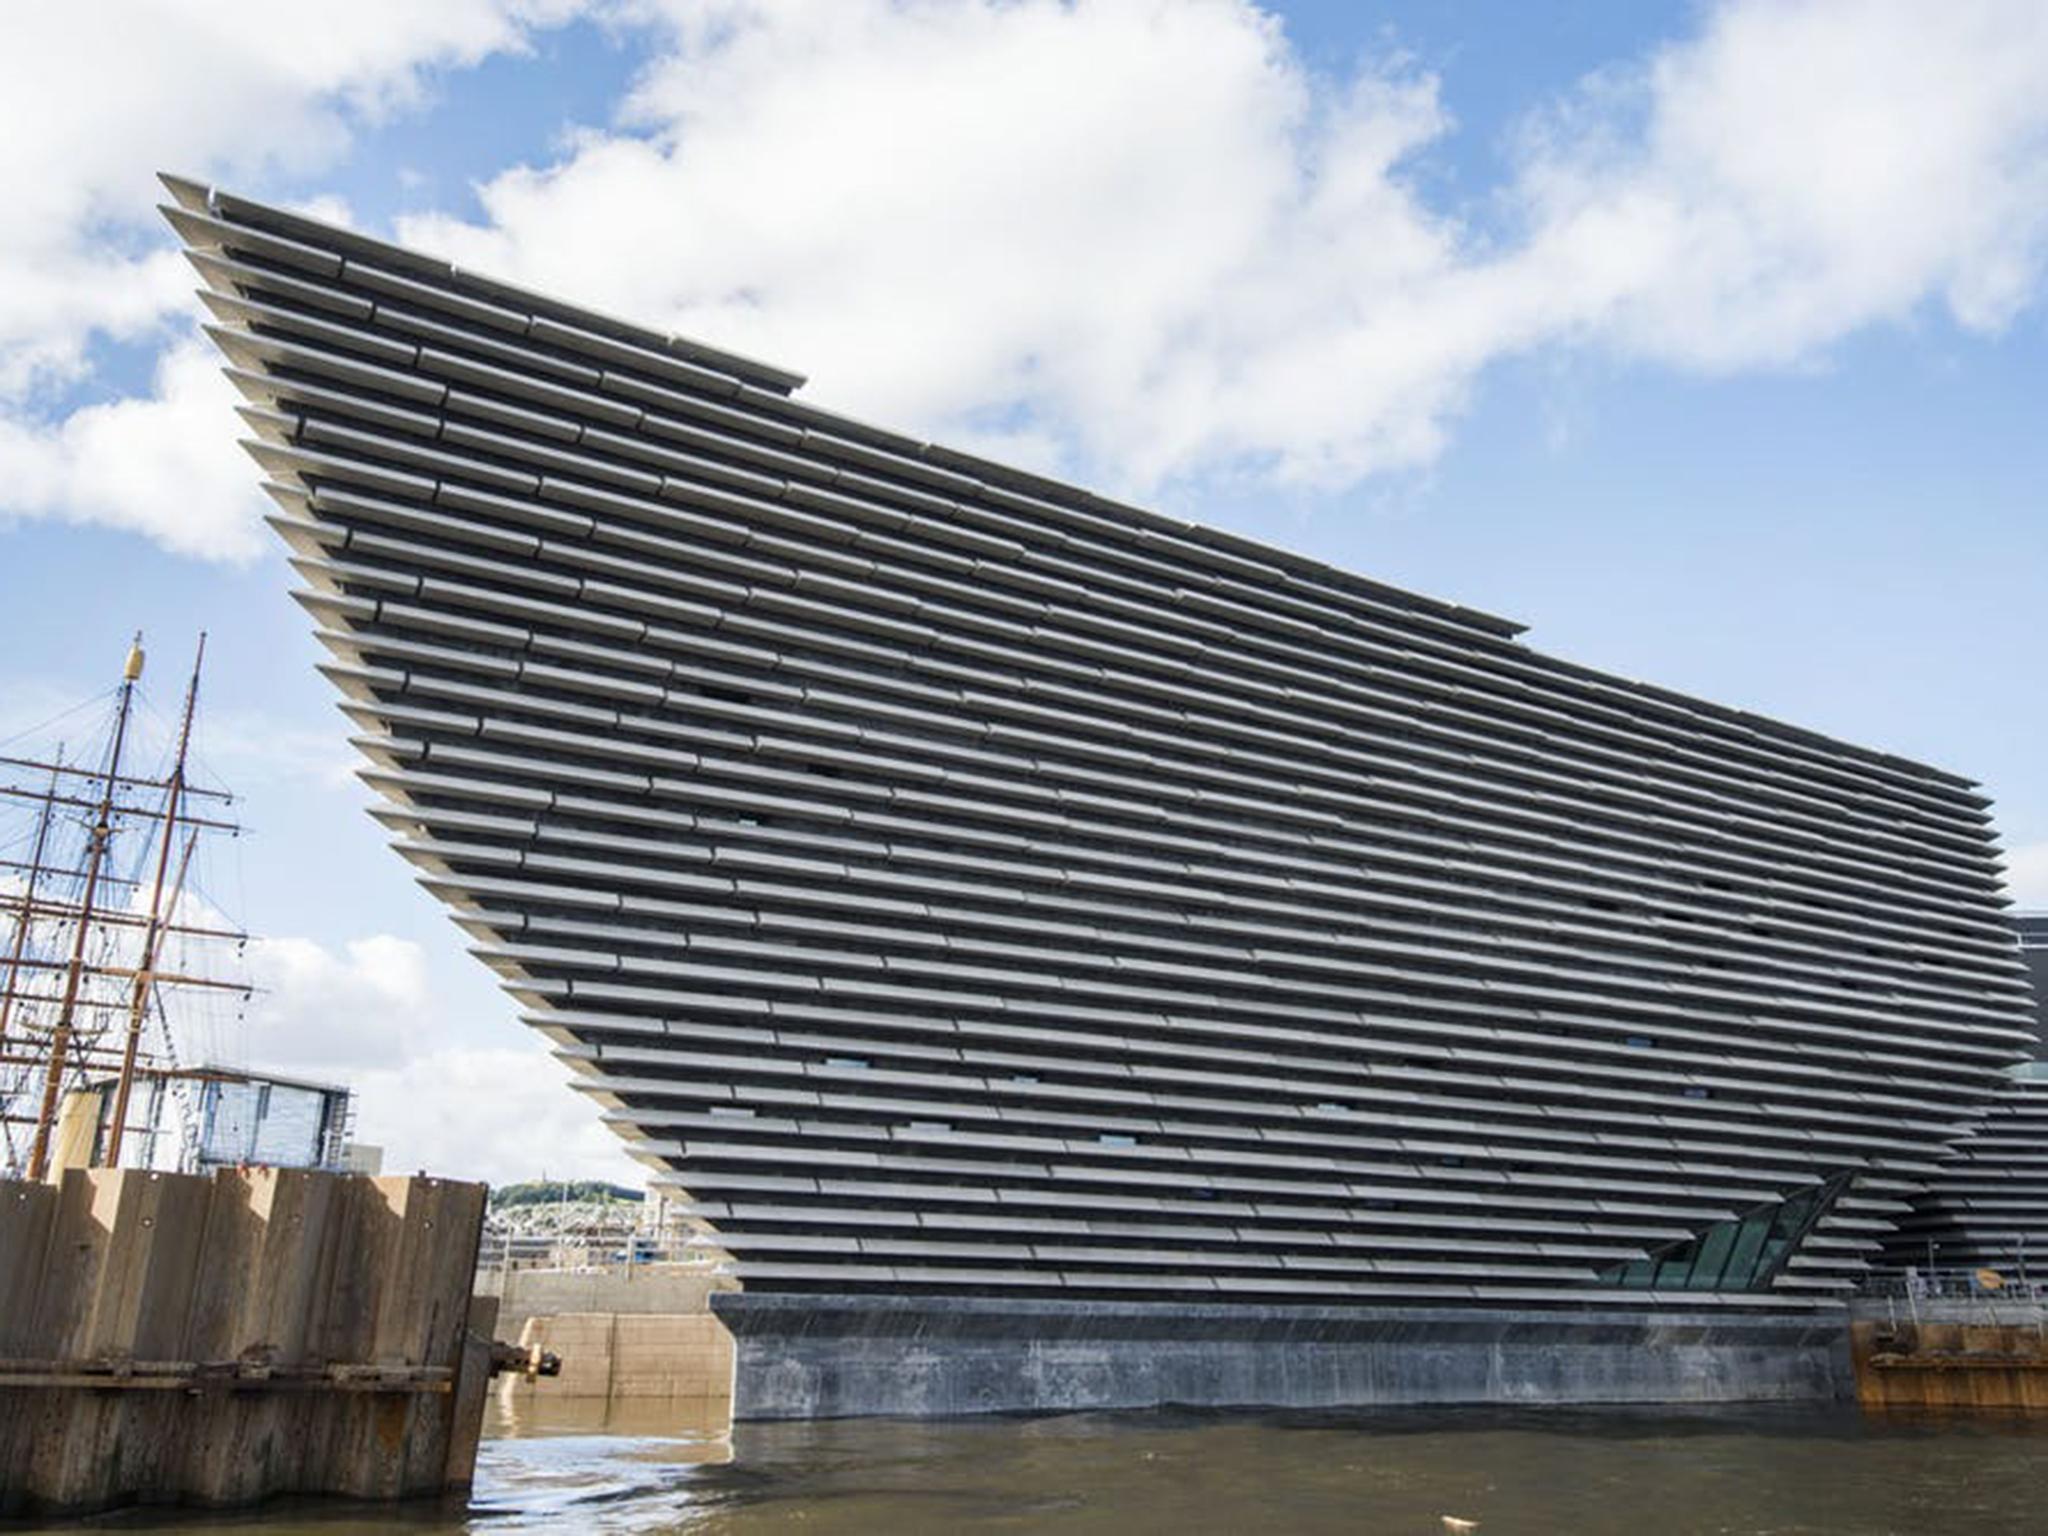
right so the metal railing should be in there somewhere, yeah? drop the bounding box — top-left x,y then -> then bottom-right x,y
1856,1266 -> 2039,1302
474,1227 -> 727,1281
1854,1268 -> 2048,1332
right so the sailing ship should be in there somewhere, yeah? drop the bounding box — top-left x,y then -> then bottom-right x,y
0,634 -> 345,1179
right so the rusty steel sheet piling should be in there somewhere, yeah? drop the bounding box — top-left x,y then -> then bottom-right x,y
0,1166 -> 495,1517
1850,1306 -> 2048,1413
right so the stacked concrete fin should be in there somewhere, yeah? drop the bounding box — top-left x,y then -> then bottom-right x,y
1886,915 -> 2047,1276
164,176 -> 2037,1312
1885,1074 -> 2048,1276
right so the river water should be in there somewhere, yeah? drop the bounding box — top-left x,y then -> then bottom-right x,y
88,1399 -> 2046,1536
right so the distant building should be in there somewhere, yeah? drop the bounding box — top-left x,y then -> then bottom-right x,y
55,1067 -> 354,1175
185,1069 -> 354,1171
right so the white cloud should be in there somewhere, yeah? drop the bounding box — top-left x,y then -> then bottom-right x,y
2005,842 -> 2048,908
403,0 -> 1469,488
343,1044 -> 637,1186
0,0 -> 596,555
246,933 -> 435,1072
0,336 -> 266,559
236,931 -> 637,1186
11,0 -> 2048,555
1511,0 -> 2048,368
398,0 -> 2048,496
0,903 -> 630,1185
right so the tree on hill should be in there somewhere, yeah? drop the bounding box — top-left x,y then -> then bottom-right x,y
490,1179 -> 642,1210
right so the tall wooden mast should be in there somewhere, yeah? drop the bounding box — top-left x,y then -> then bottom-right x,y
0,635 -> 251,1178
25,636 -> 144,1179
103,634 -> 205,1166
0,756 -> 59,1175
0,755 -> 59,1056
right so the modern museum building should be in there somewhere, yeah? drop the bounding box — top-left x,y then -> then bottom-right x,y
165,179 -> 2043,1416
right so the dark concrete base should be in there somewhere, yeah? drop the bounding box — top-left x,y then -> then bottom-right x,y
711,1295 -> 1852,1420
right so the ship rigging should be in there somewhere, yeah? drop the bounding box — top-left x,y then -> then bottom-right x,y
0,634 -> 256,1178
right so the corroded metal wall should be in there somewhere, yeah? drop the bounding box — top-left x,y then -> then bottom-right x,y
165,178 -> 2035,1315
1851,1304 -> 2048,1412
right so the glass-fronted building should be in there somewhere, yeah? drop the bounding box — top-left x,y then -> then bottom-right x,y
66,1067 -> 352,1174
166,179 -> 2039,1413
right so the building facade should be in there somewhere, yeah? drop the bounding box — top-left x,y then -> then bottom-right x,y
2021,913 -> 2048,1057
1885,913 -> 2047,1279
166,179 -> 2038,1414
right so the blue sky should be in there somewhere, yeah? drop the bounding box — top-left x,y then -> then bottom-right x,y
2,0 -> 2043,1183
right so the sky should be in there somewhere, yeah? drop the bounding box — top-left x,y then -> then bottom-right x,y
0,0 -> 2043,1188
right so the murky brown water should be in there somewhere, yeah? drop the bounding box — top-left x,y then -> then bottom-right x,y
39,1400 -> 2048,1535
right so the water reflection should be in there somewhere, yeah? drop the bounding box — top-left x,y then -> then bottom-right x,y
486,1392 -> 735,1450
681,1407 -> 2048,1536
32,1402 -> 2048,1534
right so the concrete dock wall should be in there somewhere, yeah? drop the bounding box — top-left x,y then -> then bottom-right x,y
713,1296 -> 1852,1420
490,1263 -> 737,1421
0,1167 -> 491,1517
503,1312 -> 733,1411
484,1260 -> 732,1341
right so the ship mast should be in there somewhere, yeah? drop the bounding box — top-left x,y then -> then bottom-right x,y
0,635 -> 250,1178
25,636 -> 144,1180
104,635 -> 204,1167
0,757 -> 59,1174
0,755 -> 59,1057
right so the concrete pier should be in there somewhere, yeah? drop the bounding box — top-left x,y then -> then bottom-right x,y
489,1261 -> 737,1421
506,1313 -> 733,1411
0,1167 -> 494,1517
713,1295 -> 1852,1420
481,1257 -> 733,1342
